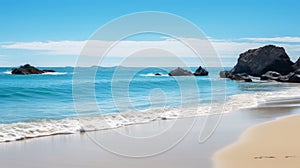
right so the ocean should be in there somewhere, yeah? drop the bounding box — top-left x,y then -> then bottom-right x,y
0,66 -> 299,142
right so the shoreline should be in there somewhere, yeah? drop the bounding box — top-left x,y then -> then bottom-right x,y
1,104 -> 299,168
2,84 -> 300,143
213,112 -> 300,168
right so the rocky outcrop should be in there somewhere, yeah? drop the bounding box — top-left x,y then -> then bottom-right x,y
168,66 -> 209,76
155,73 -> 162,76
193,66 -> 209,76
168,67 -> 193,76
221,45 -> 300,83
11,64 -> 55,75
227,45 -> 294,76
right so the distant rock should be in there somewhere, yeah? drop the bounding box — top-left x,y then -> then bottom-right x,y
155,73 -> 162,76
193,66 -> 209,76
11,64 -> 55,75
168,66 -> 209,76
168,67 -> 193,76
228,45 -> 294,76
42,70 -> 56,73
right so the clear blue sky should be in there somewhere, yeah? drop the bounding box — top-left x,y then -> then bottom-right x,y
1,0 -> 300,66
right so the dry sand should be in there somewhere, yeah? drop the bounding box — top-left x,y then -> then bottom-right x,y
214,114 -> 300,168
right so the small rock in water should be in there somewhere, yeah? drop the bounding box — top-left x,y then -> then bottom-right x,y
11,64 -> 56,75
193,66 -> 209,76
168,67 -> 193,76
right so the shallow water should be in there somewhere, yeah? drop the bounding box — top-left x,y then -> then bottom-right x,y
0,66 -> 299,142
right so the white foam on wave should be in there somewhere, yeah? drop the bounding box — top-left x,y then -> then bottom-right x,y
3,71 -> 12,74
139,73 -> 169,77
0,119 -> 80,142
1,85 -> 300,143
42,72 -> 68,75
2,71 -> 67,75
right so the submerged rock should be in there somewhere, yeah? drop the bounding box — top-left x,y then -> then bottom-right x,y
11,64 -> 55,75
193,66 -> 209,76
168,67 -> 193,76
227,73 -> 252,82
220,70 -> 230,78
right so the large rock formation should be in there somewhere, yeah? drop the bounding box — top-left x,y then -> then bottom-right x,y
221,45 -> 300,83
227,45 -> 294,76
168,67 -> 193,76
11,64 -> 55,75
193,66 -> 209,76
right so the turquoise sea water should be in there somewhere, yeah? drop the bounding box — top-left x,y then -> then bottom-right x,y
0,66 -> 298,142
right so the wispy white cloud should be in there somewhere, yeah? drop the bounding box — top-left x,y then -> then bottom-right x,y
0,39 -> 264,57
1,41 -> 85,55
1,37 -> 300,67
242,36 -> 300,43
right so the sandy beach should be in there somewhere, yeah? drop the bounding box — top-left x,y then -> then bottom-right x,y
0,104 -> 299,168
214,113 -> 300,168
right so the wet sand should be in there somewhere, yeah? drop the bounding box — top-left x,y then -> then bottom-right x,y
0,106 -> 299,168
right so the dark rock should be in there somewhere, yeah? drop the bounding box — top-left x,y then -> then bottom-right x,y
277,74 -> 290,82
260,71 -> 282,80
277,71 -> 300,83
229,45 -> 294,76
260,69 -> 300,83
42,70 -> 56,73
220,70 -> 230,78
292,57 -> 300,70
168,67 -> 193,76
155,73 -> 162,76
11,64 -> 55,75
294,69 -> 300,75
227,73 -> 252,82
219,45 -> 300,83
193,66 -> 209,76
288,73 -> 300,83
161,117 -> 167,120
